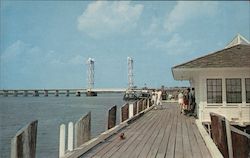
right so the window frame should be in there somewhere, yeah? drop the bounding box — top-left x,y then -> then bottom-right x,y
206,79 -> 222,104
246,78 -> 250,103
226,78 -> 242,103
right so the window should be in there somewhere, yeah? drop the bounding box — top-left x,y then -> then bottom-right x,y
246,78 -> 250,103
226,79 -> 242,103
207,79 -> 222,103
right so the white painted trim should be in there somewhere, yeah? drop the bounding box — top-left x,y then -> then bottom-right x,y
195,120 -> 224,158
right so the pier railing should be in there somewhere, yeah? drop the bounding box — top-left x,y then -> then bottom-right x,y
10,120 -> 38,158
210,113 -> 250,158
61,97 -> 153,158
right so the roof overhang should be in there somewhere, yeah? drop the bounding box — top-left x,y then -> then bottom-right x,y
172,67 -> 250,81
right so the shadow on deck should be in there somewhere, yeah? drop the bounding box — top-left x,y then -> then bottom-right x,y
81,103 -> 212,158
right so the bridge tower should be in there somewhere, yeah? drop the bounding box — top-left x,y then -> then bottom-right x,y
127,57 -> 134,89
86,58 -> 97,96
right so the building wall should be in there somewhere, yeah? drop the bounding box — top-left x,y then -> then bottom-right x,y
196,68 -> 250,126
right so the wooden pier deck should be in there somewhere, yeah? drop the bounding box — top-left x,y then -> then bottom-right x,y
81,103 -> 212,158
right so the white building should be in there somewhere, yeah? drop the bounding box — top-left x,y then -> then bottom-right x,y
172,34 -> 250,126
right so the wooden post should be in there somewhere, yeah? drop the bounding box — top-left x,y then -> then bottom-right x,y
68,122 -> 74,152
121,103 -> 129,122
210,113 -> 229,158
231,126 -> 250,158
138,100 -> 143,112
11,120 -> 38,158
129,103 -> 134,118
75,112 -> 91,148
107,105 -> 117,129
133,101 -> 137,116
225,119 -> 233,158
59,124 -> 66,158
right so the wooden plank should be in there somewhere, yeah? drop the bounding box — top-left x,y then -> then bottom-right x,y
90,111 -> 156,157
102,114 -> 157,158
75,112 -> 91,148
11,120 -> 38,158
181,116 -> 192,158
110,111 -> 161,158
156,111 -> 174,158
127,110 -> 165,158
145,110 -> 170,158
108,105 -> 117,129
191,121 -> 211,158
175,113 -> 183,158
186,118 -> 202,158
165,106 -> 178,158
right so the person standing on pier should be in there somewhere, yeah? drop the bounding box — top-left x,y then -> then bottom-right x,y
156,89 -> 163,109
178,90 -> 184,114
151,90 -> 157,105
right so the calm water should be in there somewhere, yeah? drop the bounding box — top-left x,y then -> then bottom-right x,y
0,93 -> 125,158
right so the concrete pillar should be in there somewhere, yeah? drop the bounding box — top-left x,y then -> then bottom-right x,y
44,90 -> 48,97
23,90 -> 28,97
3,90 -> 8,97
13,90 -> 18,97
66,90 -> 70,97
11,120 -> 38,158
59,124 -> 65,158
76,91 -> 81,97
55,90 -> 59,97
33,90 -> 39,97
68,122 -> 74,151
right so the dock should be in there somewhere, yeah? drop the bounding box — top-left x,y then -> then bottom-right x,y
75,103 -> 212,158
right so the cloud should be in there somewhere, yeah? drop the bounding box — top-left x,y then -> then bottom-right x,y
1,40 -> 87,88
77,1 -> 144,38
147,34 -> 194,55
164,1 -> 218,32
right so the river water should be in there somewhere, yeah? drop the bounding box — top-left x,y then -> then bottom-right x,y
0,93 -> 125,158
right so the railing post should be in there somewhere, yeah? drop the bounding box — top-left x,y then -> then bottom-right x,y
129,103 -> 134,118
75,112 -> 91,148
210,113 -> 229,158
68,122 -> 74,152
11,120 -> 38,158
108,105 -> 117,129
59,124 -> 66,158
121,103 -> 129,122
55,90 -> 59,97
133,101 -> 137,116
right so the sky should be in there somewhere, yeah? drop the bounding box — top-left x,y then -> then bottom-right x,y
0,1 -> 249,89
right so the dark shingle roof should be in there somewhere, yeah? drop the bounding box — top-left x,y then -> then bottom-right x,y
173,44 -> 250,69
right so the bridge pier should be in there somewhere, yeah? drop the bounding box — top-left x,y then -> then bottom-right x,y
3,90 -> 8,97
13,90 -> 18,97
33,90 -> 39,97
23,90 -> 28,97
76,91 -> 81,97
55,90 -> 59,97
66,90 -> 70,97
44,90 -> 48,97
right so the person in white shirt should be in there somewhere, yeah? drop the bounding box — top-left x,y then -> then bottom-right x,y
156,90 -> 163,109
178,90 -> 184,114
